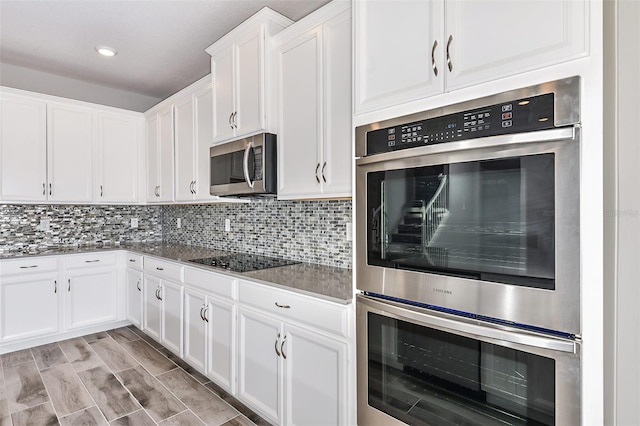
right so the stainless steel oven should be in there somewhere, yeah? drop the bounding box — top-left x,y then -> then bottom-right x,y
357,295 -> 581,425
355,77 -> 581,336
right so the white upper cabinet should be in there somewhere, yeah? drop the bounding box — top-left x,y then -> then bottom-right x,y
206,8 -> 293,145
46,104 -> 93,203
173,78 -> 216,202
146,105 -> 175,203
354,0 -> 588,114
275,1 -> 352,200
0,94 -> 47,201
96,111 -> 143,203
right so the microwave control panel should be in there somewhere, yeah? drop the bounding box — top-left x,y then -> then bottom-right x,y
366,93 -> 555,155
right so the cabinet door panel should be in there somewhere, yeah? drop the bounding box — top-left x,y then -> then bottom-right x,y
238,308 -> 282,424
284,325 -> 348,426
212,48 -> 236,143
161,280 -> 183,356
143,275 -> 161,341
174,95 -> 196,201
354,0 -> 444,114
276,29 -> 321,198
184,288 -> 207,372
195,85 -> 214,200
322,10 -> 352,196
207,297 -> 236,393
98,112 -> 140,203
0,274 -> 59,342
0,96 -> 47,201
66,268 -> 118,330
47,104 -> 93,202
146,115 -> 160,200
158,107 -> 174,202
235,28 -> 264,136
126,269 -> 143,328
445,0 -> 588,90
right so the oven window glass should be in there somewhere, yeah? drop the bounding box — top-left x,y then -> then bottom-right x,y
367,312 -> 555,425
366,154 -> 555,289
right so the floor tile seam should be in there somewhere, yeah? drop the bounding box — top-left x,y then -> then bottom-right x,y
89,335 -> 142,373
64,365 -> 111,425
109,408 -> 160,425
111,333 -> 179,376
57,404 -> 108,425
5,360 -> 51,415
1,396 -> 14,426
92,351 -> 145,421
153,407 -> 192,425
9,400 -> 54,422
1,350 -> 36,369
57,337 -> 102,372
32,342 -> 70,372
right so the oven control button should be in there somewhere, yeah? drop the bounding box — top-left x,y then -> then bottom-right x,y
502,120 -> 513,128
502,104 -> 513,112
502,112 -> 512,120
388,134 -> 395,141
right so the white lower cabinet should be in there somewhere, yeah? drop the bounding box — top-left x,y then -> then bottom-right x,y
237,280 -> 350,426
126,268 -> 143,328
143,263 -> 184,357
63,253 -> 119,331
0,272 -> 61,343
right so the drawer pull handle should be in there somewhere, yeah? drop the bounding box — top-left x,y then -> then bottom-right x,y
275,333 -> 281,357
156,287 -> 163,301
68,278 -> 71,292
446,34 -> 454,72
54,280 -> 57,293
129,259 -> 136,262
137,280 -> 141,291
156,267 -> 164,271
203,306 -> 209,322
19,265 -> 39,269
85,260 -> 100,263
281,335 -> 287,359
275,302 -> 290,309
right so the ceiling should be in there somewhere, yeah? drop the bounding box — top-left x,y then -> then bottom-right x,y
0,0 -> 331,111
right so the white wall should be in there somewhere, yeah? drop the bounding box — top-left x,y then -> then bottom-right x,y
0,62 -> 161,112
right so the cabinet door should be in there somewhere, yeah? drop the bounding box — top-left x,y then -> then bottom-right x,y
238,308 -> 283,424
174,94 -> 196,201
444,0 -> 588,91
354,0 -> 444,114
284,324 -> 348,426
0,96 -> 47,201
161,279 -> 184,357
276,28 -> 322,198
0,274 -> 60,342
146,115 -> 160,201
97,112 -> 141,203
206,296 -> 236,394
47,104 -> 93,202
184,288 -> 207,372
126,268 -> 143,328
235,27 -> 264,136
211,47 -> 236,143
66,267 -> 118,330
194,84 -> 214,200
143,275 -> 161,341
321,10 -> 352,197
158,106 -> 175,202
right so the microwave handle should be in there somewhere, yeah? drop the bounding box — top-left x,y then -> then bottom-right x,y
243,141 -> 255,188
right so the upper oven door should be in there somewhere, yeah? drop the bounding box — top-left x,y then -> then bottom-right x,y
355,127 -> 580,335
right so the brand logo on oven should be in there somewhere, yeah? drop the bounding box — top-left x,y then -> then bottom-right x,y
433,288 -> 452,295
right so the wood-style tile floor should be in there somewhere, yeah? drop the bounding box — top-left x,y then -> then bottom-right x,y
0,326 -> 271,426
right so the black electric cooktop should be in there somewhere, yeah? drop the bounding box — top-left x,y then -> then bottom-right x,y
188,253 -> 299,273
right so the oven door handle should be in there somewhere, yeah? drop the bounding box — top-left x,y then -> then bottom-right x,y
358,295 -> 577,353
243,141 -> 255,189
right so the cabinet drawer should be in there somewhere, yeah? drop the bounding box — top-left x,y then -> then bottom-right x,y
144,257 -> 183,282
65,252 -> 117,269
125,252 -> 144,270
239,280 -> 348,338
184,267 -> 236,300
0,256 -> 59,276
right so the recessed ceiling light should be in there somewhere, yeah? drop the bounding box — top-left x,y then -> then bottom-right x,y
95,46 -> 117,57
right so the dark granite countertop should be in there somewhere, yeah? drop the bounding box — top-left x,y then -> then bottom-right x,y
0,242 -> 354,304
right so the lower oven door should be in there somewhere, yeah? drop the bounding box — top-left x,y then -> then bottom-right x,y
357,295 -> 580,426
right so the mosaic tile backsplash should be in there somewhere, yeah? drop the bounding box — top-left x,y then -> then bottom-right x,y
0,204 -> 162,254
162,199 -> 353,268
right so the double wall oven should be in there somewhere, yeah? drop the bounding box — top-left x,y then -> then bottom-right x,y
355,77 -> 582,425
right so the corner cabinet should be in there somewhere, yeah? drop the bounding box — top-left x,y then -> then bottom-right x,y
274,2 -> 352,199
206,8 -> 293,145
237,280 -> 351,426
354,0 -> 589,114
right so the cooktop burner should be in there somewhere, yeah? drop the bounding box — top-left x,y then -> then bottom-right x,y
188,253 -> 300,273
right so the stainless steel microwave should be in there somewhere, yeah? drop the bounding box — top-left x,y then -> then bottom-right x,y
210,133 -> 277,197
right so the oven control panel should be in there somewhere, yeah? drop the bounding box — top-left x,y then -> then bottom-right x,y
366,93 -> 555,155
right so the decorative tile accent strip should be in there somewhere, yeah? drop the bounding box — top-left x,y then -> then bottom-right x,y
0,204 -> 162,254
162,199 -> 352,268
